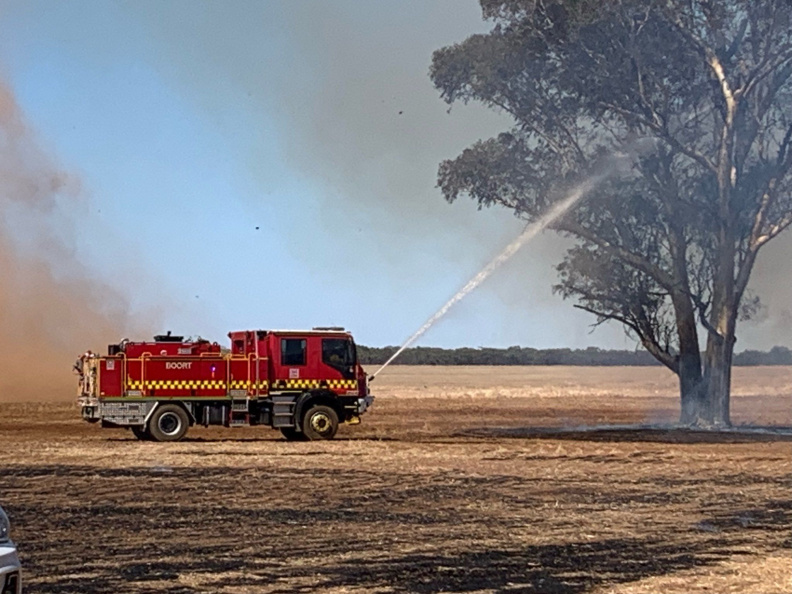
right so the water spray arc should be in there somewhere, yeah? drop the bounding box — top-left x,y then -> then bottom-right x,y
370,169 -> 618,380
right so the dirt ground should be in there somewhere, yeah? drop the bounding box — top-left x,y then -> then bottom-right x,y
1,365 -> 790,594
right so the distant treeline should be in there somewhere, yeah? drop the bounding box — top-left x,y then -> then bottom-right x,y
357,345 -> 792,367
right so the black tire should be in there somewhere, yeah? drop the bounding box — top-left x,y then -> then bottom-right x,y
301,405 -> 339,440
280,427 -> 308,441
131,426 -> 150,441
148,404 -> 190,442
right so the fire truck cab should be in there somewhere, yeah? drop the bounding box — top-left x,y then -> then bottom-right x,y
76,328 -> 374,442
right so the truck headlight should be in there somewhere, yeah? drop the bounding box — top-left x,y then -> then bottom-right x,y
0,507 -> 10,543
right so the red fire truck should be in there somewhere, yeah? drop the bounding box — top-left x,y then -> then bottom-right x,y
76,328 -> 374,441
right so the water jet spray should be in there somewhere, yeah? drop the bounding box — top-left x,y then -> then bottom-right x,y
370,156 -> 632,381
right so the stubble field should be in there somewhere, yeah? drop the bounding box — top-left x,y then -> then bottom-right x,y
1,365 -> 790,593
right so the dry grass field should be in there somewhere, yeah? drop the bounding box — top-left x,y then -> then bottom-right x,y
0,365 -> 790,593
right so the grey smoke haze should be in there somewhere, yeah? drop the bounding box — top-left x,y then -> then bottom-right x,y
125,0 -> 629,348
137,2 -> 523,246
269,2 -> 791,350
273,2 -> 642,348
275,3 -> 511,235
119,1 -> 792,349
743,233 -> 792,349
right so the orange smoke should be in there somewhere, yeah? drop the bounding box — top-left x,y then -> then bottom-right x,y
0,81 -> 150,401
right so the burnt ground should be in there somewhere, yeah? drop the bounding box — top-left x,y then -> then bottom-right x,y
0,366 -> 790,593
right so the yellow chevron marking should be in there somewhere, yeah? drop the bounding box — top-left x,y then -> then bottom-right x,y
273,379 -> 358,390
125,378 -> 270,393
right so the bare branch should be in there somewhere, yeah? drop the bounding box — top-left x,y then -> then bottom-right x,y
760,210 -> 792,245
573,305 -> 679,373
724,17 -> 749,60
556,219 -> 680,291
742,46 -> 792,100
688,290 -> 723,341
598,102 -> 717,172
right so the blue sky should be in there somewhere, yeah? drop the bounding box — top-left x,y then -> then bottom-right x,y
0,1 -> 786,351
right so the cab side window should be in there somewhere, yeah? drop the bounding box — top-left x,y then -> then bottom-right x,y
281,339 -> 306,366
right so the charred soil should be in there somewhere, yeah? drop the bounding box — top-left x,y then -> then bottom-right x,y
1,366 -> 790,593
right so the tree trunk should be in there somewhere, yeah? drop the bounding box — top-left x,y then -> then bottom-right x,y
679,352 -> 707,425
703,296 -> 737,427
672,292 -> 706,425
704,333 -> 735,427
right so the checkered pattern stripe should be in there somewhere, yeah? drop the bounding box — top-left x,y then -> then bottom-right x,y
273,379 -> 358,390
229,380 -> 268,390
126,379 -> 269,391
127,380 -> 228,390
327,379 -> 358,389
124,378 -> 354,392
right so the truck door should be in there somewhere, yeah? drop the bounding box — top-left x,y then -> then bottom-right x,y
269,335 -> 309,391
320,337 -> 356,380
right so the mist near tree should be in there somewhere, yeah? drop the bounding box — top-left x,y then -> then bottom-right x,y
743,232 -> 792,347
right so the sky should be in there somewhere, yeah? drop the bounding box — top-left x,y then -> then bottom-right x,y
0,0 -> 787,353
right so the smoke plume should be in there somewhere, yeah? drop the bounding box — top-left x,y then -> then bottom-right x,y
0,80 -> 147,402
113,1 -> 629,348
742,232 -> 792,349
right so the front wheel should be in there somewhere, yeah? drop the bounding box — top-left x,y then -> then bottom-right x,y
148,404 -> 190,442
301,405 -> 339,440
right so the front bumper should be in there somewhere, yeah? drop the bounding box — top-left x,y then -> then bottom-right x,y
0,544 -> 21,594
357,395 -> 374,415
79,397 -> 100,422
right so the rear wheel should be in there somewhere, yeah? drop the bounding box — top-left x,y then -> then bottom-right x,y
301,405 -> 339,440
148,404 -> 190,442
131,426 -> 150,441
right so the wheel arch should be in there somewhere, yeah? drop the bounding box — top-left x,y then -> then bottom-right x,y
148,402 -> 191,442
294,390 -> 343,430
145,400 -> 197,427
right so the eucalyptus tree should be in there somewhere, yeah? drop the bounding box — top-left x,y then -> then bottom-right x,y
431,0 -> 792,425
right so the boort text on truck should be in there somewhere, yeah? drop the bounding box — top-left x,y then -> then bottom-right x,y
76,328 -> 374,442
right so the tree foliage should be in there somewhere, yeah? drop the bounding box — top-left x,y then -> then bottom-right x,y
431,0 -> 792,425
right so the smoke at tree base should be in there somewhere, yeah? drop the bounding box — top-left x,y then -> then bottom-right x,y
372,172 -> 612,378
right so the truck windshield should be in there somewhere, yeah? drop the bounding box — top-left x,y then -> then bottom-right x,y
322,338 -> 356,378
